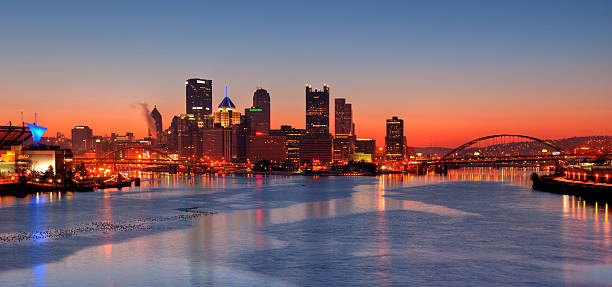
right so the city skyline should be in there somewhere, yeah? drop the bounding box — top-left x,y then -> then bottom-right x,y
1,1 -> 612,146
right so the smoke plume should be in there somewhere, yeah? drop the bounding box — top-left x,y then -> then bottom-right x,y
135,102 -> 156,139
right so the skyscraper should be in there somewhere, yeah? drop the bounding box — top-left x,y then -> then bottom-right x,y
270,125 -> 305,164
301,83 -> 332,165
213,88 -> 241,128
186,78 -> 212,128
333,98 -> 355,163
385,116 -> 405,162
168,114 -> 200,160
71,126 -> 93,155
251,88 -> 270,134
334,98 -> 353,136
305,83 -> 329,134
150,105 -> 163,141
202,128 -> 235,162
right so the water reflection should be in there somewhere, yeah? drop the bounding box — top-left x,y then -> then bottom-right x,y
2,168 -> 612,286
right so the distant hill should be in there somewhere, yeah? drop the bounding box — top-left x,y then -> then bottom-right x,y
413,147 -> 452,157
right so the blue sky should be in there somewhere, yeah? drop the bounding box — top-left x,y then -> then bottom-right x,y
1,0 -> 611,146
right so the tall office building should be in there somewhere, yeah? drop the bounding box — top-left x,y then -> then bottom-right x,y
270,125 -> 305,164
300,133 -> 333,165
333,98 -> 355,163
150,105 -> 163,140
301,83 -> 332,165
305,83 -> 329,134
202,128 -> 235,162
334,98 -> 353,136
168,114 -> 200,160
247,134 -> 286,163
385,116 -> 405,162
249,88 -> 270,134
186,78 -> 212,128
213,91 -> 241,128
71,126 -> 93,155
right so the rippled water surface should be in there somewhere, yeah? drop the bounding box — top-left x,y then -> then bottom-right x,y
0,168 -> 611,286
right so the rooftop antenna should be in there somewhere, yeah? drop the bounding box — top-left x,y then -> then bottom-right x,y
34,112 -> 37,125
20,110 -> 24,125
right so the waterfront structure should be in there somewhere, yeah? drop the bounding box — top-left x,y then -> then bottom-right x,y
25,114 -> 47,145
355,138 -> 376,155
0,124 -> 31,147
186,78 -> 213,128
168,114 -> 200,160
0,145 -> 72,174
333,137 -> 353,163
348,152 -> 372,163
150,105 -> 163,140
234,115 -> 249,162
202,128 -> 235,162
247,135 -> 286,163
385,116 -> 405,162
71,126 -> 93,155
333,98 -> 355,163
305,83 -> 330,134
299,133 -> 333,166
302,83 -> 332,165
246,88 -> 270,135
270,125 -> 305,164
213,90 -> 241,128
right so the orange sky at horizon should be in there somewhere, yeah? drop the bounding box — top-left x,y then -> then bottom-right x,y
2,78 -> 610,148
2,1 -> 612,148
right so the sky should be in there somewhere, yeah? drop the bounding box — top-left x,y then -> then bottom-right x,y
1,0 -> 611,147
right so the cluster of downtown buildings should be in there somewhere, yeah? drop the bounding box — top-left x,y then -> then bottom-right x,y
68,78 -> 411,169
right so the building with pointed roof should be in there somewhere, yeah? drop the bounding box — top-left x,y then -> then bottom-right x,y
150,105 -> 162,140
213,88 -> 241,128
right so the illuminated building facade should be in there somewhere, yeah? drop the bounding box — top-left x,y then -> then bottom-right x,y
244,107 -> 266,136
299,133 -> 333,165
385,116 -> 405,162
302,83 -> 332,165
202,128 -> 235,162
333,98 -> 355,162
248,88 -> 270,135
348,152 -> 372,163
71,126 -> 93,155
305,83 -> 330,134
247,135 -> 286,163
168,114 -> 200,160
355,138 -> 376,155
333,137 -> 353,163
270,125 -> 305,163
213,95 -> 241,128
186,78 -> 212,128
334,98 -> 353,136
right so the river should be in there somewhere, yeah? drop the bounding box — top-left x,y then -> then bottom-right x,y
0,168 -> 610,286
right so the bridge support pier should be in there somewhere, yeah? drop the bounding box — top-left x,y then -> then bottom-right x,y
417,163 -> 428,175
434,164 -> 448,175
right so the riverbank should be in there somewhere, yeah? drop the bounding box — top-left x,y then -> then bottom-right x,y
531,173 -> 612,200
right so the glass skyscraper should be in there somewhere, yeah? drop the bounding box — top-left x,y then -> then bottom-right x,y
305,83 -> 329,134
186,78 -> 212,128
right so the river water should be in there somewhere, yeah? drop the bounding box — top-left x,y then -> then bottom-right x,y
0,168 -> 610,286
